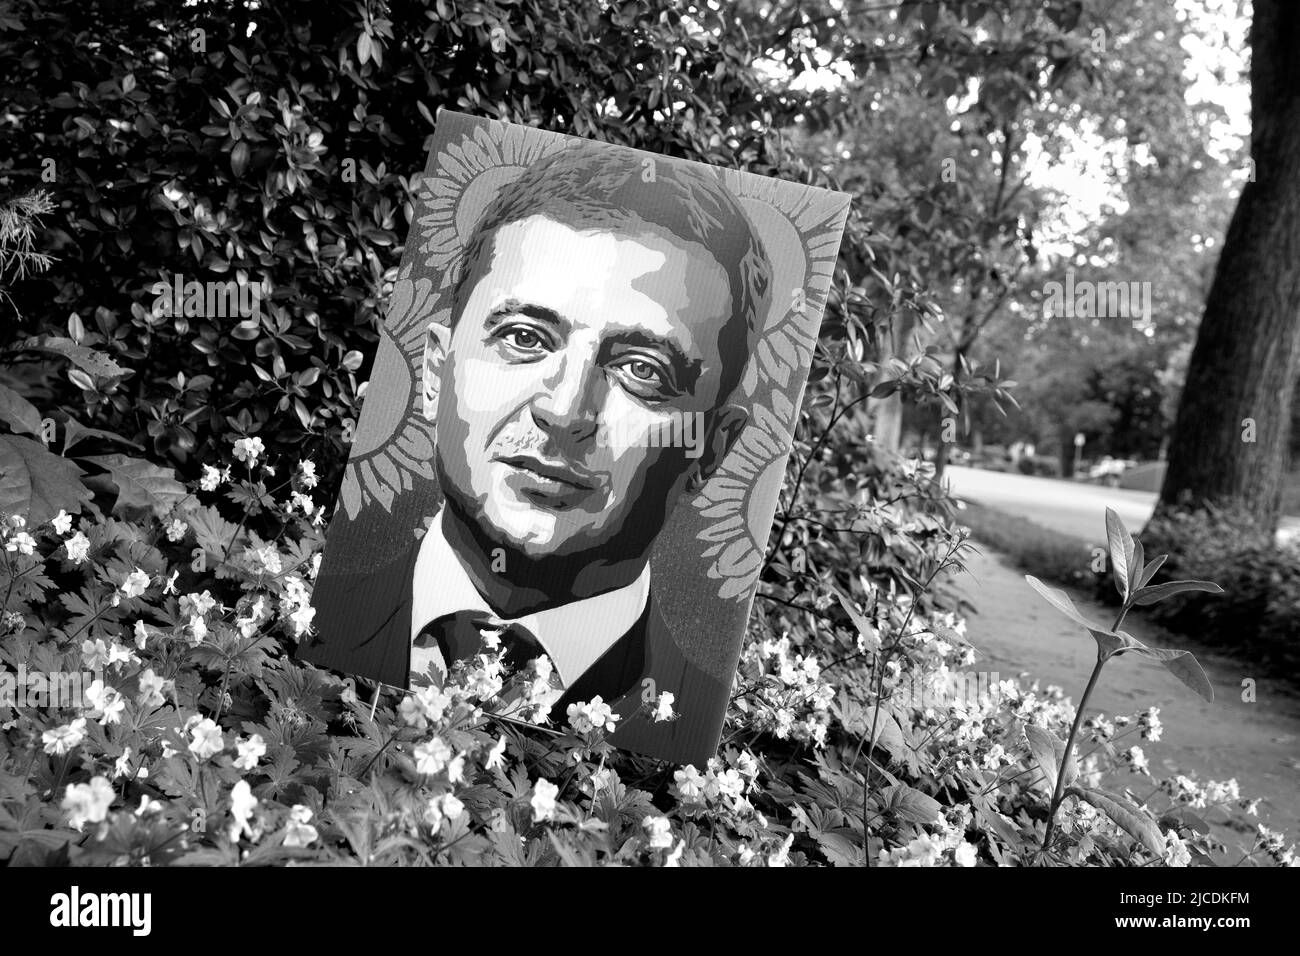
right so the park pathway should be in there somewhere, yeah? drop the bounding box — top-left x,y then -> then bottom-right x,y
957,544 -> 1300,855
944,465 -> 1300,545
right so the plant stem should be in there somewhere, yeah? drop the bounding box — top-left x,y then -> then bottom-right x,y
1040,653 -> 1105,855
1038,602 -> 1130,857
213,659 -> 232,722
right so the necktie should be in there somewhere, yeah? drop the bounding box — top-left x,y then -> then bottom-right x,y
413,610 -> 546,684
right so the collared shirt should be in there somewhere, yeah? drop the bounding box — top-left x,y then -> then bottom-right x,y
409,510 -> 651,689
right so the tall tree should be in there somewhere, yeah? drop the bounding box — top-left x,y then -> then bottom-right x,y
1155,0 -> 1300,536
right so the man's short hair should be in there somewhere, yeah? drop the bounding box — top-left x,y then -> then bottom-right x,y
448,140 -> 771,403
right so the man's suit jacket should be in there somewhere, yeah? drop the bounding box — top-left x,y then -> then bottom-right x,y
298,524 -> 728,766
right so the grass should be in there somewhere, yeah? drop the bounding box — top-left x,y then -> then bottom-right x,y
956,500 -> 1097,589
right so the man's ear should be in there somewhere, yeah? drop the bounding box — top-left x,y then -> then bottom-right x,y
422,321 -> 452,421
687,403 -> 748,493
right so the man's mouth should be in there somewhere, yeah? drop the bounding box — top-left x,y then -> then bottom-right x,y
496,454 -> 597,492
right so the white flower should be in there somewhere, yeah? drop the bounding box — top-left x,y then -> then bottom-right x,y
531,778 -> 559,822
283,805 -> 318,847
674,765 -> 707,804
233,436 -> 265,465
643,815 -> 673,849
1140,706 -> 1163,742
165,518 -> 188,542
81,638 -> 109,669
43,718 -> 87,755
731,751 -> 760,779
234,734 -> 267,771
62,776 -> 114,830
254,544 -> 282,575
298,460 -> 318,488
199,464 -> 223,491
768,833 -> 794,867
1163,830 -> 1191,867
439,793 -> 466,821
288,603 -> 315,638
653,691 -> 676,723
664,839 -> 686,867
113,748 -> 135,779
106,640 -> 136,666
187,717 -> 224,761
228,780 -> 258,841
120,568 -> 151,599
5,531 -> 36,554
133,619 -> 150,649
953,841 -> 978,867
565,696 -> 619,734
180,590 -> 217,617
399,685 -> 451,729
1127,745 -> 1150,775
84,680 -> 125,725
413,737 -> 452,776
64,531 -> 90,564
51,510 -> 73,535
485,735 -> 507,771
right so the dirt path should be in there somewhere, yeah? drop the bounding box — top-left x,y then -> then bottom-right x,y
957,545 -> 1300,853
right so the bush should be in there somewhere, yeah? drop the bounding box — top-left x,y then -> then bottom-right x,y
1,421 -> 1289,866
0,0 -> 849,499
1141,503 -> 1300,672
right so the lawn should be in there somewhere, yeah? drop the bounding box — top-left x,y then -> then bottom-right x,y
956,500 -> 1098,589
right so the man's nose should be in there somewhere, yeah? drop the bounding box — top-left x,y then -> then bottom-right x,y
530,351 -> 602,444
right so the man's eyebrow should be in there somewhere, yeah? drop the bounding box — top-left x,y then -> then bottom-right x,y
484,298 -> 564,328
602,329 -> 701,391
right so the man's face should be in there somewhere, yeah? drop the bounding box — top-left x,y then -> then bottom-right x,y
431,214 -> 747,562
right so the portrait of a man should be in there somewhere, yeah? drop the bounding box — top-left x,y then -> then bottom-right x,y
301,113 -> 849,766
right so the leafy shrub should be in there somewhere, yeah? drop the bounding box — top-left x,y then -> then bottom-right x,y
2,416 -> 1291,866
1141,502 -> 1300,672
0,0 -> 867,498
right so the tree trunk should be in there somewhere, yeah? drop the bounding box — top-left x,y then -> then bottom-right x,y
1151,0 -> 1300,537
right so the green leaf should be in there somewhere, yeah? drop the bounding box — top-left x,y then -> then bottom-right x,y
882,784 -> 942,825
0,383 -> 43,438
867,711 -> 910,765
0,435 -> 90,526
1025,723 -> 1075,792
62,418 -> 144,455
836,590 -> 879,650
1121,645 -> 1214,703
1135,553 -> 1167,590
1105,507 -> 1132,600
1023,574 -> 1097,629
83,455 -> 188,517
1067,786 -> 1164,856
11,336 -> 125,380
1127,537 -> 1144,593
1131,580 -> 1224,606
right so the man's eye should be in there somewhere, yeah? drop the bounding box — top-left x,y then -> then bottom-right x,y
614,358 -> 672,396
503,327 -> 544,350
626,360 -> 659,382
